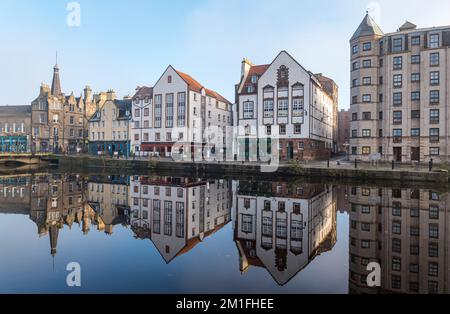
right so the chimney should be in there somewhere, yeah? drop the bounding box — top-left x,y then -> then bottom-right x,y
241,58 -> 253,79
106,90 -> 116,101
84,86 -> 92,103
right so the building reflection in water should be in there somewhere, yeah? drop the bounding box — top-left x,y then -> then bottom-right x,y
346,185 -> 450,294
129,176 -> 232,263
233,181 -> 337,285
3,173 -> 449,293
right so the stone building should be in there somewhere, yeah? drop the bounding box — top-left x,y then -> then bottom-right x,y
31,63 -> 95,154
88,94 -> 132,157
350,14 -> 450,163
236,51 -> 337,162
0,106 -> 31,153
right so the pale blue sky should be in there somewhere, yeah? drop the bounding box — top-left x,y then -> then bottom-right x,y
1,0 -> 450,109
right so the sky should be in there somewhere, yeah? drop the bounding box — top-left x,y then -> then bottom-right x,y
1,0 -> 450,109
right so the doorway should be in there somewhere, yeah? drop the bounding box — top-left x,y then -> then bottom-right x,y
411,147 -> 420,162
393,147 -> 402,162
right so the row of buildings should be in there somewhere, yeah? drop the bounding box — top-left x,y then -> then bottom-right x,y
1,51 -> 338,162
3,13 -> 450,163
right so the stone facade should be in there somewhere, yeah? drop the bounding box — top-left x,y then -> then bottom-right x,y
0,105 -> 31,153
350,14 -> 450,163
31,63 -> 96,154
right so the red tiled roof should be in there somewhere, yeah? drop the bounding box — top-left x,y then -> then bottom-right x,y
241,64 -> 270,94
175,70 -> 231,105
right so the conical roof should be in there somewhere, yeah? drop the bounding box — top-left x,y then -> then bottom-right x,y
351,14 -> 384,41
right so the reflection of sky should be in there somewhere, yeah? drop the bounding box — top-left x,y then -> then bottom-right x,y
0,213 -> 349,294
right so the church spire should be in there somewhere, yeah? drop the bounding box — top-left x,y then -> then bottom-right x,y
51,52 -> 62,96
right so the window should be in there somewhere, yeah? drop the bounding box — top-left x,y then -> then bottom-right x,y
243,101 -> 254,119
411,55 -> 420,64
135,109 -> 140,118
411,110 -> 420,119
430,147 -> 440,156
393,92 -> 402,106
429,224 -> 439,238
429,281 -> 439,294
430,128 -> 440,142
428,262 -> 439,277
411,128 -> 420,137
251,75 -> 258,84
410,264 -> 419,274
263,99 -> 274,118
363,42 -> 372,51
430,90 -> 440,104
167,75 -> 172,83
429,205 -> 439,219
362,129 -> 371,137
429,242 -> 439,257
361,240 -> 370,249
393,111 -> 402,124
392,238 -> 401,253
266,125 -> 271,135
411,36 -> 420,46
294,124 -> 301,134
411,73 -> 420,82
362,77 -> 371,85
430,53 -> 439,66
393,74 -> 402,88
362,59 -> 371,68
166,93 -> 174,128
411,91 -> 420,101
177,92 -> 186,127
393,129 -> 402,142
352,61 -> 359,70
352,45 -> 358,54
430,109 -> 439,124
362,146 -> 371,155
429,34 -> 439,48
361,206 -> 370,214
392,221 -> 401,234
392,257 -> 401,272
277,98 -> 288,117
362,94 -> 371,103
392,38 -> 403,52
155,95 -> 162,128
393,56 -> 402,70
362,112 -> 371,120
279,124 -> 286,135
430,71 -> 440,85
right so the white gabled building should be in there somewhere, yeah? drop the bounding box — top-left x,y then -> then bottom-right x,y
236,51 -> 337,161
131,66 -> 233,159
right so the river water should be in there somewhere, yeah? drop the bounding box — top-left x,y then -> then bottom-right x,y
0,171 -> 447,294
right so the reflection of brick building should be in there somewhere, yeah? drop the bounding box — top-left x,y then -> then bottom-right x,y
130,176 -> 231,263
234,181 -> 337,285
348,185 -> 450,294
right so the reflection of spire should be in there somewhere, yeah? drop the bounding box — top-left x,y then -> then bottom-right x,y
49,224 -> 59,257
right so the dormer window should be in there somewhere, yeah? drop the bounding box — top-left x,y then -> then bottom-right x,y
135,97 -> 140,104
251,75 -> 258,84
247,86 -> 255,93
168,75 -> 172,83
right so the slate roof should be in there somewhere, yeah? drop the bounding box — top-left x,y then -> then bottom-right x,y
351,14 -> 384,40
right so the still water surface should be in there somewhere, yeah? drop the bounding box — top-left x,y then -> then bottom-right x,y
0,172 -> 446,294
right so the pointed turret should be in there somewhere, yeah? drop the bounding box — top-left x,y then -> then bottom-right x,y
51,61 -> 62,96
351,13 -> 384,41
